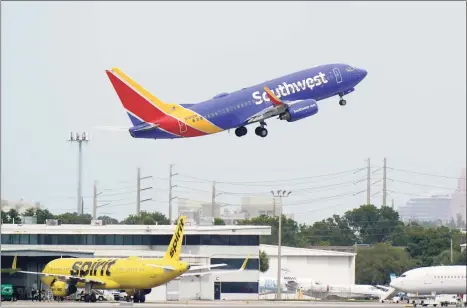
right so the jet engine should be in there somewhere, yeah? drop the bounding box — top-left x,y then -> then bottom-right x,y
51,281 -> 77,297
279,99 -> 318,122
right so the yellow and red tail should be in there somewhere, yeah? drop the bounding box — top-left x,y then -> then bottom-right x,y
105,68 -> 223,137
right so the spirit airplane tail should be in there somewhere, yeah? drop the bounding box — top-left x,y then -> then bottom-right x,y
163,216 -> 186,261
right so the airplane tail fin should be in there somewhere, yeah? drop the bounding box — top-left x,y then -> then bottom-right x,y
12,255 -> 17,269
105,68 -> 173,126
1,255 -> 19,275
163,216 -> 186,261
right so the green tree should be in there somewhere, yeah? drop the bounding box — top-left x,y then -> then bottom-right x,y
345,204 -> 401,244
356,242 -> 416,285
456,249 -> 467,265
300,215 -> 357,246
121,211 -> 170,225
97,215 -> 119,224
55,212 -> 93,224
259,250 -> 269,273
23,208 -> 55,224
2,209 -> 21,223
405,225 -> 462,267
237,214 -> 306,247
214,218 -> 225,225
433,249 -> 464,266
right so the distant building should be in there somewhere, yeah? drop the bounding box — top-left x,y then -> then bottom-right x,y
240,196 -> 281,219
1,199 -> 41,214
450,168 -> 466,226
398,194 -> 452,223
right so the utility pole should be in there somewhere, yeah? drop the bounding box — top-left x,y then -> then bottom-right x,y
366,158 -> 371,205
450,238 -> 453,263
272,198 -> 276,216
211,181 -> 223,218
169,164 -> 178,224
271,190 -> 292,300
136,167 -> 153,215
92,181 -> 105,220
68,132 -> 90,215
382,157 -> 387,207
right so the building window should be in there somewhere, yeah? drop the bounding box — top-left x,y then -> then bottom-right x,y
211,258 -> 259,270
0,233 -> 260,246
221,282 -> 258,293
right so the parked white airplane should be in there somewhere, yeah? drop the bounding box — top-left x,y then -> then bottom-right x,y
260,273 -> 391,299
389,265 -> 467,295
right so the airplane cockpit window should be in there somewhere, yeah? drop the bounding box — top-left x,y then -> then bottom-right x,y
400,275 -> 406,278
346,66 -> 356,72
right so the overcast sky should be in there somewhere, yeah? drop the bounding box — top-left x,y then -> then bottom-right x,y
2,1 -> 466,223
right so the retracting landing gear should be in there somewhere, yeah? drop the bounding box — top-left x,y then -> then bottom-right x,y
339,93 -> 347,106
235,126 -> 247,137
255,121 -> 268,138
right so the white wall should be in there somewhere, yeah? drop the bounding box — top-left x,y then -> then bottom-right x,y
221,293 -> 258,300
264,255 -> 355,286
146,284 -> 166,301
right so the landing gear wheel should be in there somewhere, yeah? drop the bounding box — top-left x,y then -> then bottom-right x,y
90,293 -> 97,302
84,294 -> 90,303
235,126 -> 247,137
339,99 -> 346,106
140,294 -> 146,303
255,127 -> 268,137
134,294 -> 140,303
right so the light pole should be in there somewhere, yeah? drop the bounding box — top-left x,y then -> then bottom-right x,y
270,189 -> 292,300
68,132 -> 90,215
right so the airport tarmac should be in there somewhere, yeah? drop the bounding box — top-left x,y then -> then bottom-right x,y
1,300 -> 411,308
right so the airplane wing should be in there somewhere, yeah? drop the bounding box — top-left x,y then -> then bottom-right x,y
243,87 -> 297,125
181,257 -> 249,277
145,263 -> 228,272
15,270 -> 106,285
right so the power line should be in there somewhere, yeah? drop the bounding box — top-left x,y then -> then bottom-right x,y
389,178 -> 466,191
173,167 -> 366,186
387,167 -> 466,180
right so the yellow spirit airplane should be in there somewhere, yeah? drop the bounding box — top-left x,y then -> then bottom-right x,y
10,216 -> 249,303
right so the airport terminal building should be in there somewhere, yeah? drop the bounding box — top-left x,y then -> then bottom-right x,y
1,222 -> 271,301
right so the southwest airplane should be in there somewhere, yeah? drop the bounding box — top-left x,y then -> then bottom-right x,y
10,216 -> 249,303
104,64 -> 367,139
389,265 -> 467,295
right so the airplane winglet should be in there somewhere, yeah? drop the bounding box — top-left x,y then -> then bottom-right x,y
240,255 -> 249,271
263,87 -> 284,106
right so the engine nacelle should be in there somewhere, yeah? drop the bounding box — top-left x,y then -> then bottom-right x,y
279,99 -> 318,122
51,281 -> 77,297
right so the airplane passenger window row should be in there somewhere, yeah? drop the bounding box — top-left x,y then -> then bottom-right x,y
0,234 -> 260,246
434,276 -> 466,279
204,100 -> 255,120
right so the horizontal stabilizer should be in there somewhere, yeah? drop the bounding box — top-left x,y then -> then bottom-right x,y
188,263 -> 227,271
182,256 -> 249,277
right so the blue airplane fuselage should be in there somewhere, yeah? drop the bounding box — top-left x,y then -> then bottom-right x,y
109,63 -> 367,139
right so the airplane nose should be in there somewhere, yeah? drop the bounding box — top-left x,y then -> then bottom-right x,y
357,68 -> 367,79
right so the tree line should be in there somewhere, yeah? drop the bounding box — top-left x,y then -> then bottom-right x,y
235,204 -> 466,284
2,204 -> 466,284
